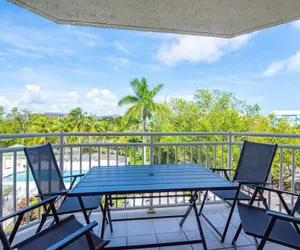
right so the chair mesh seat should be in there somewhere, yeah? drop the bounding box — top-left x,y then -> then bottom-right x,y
13,216 -> 108,250
57,196 -> 102,214
238,203 -> 300,249
212,190 -> 251,201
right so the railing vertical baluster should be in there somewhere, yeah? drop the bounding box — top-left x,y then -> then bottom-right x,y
279,147 -> 283,212
26,162 -> 29,225
98,146 -> 100,166
183,146 -> 186,164
89,147 -> 92,170
205,145 -> 209,168
175,146 -> 178,164
116,146 -> 119,166
13,152 -> 17,223
167,146 -> 169,204
190,146 -> 193,163
148,135 -> 154,213
0,152 -> 3,218
228,133 -> 232,179
107,146 -> 110,166
59,133 -> 64,173
291,149 -> 295,208
150,135 -> 154,165
167,146 -> 169,164
142,145 -> 145,165
134,146 -> 136,165
198,146 -> 201,165
158,146 -> 161,164
125,146 -> 128,165
221,144 -> 224,168
213,145 -> 216,167
70,147 -> 73,182
79,147 -> 82,174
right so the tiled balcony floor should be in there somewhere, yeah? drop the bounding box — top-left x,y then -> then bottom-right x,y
13,203 -> 291,250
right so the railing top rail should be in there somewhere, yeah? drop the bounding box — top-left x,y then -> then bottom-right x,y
1,131 -> 300,140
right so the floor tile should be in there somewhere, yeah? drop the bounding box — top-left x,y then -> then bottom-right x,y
185,230 -> 224,250
172,206 -> 194,216
153,218 -> 183,234
104,221 -> 127,238
203,213 -> 228,228
127,219 -> 155,236
127,234 -> 158,246
216,226 -> 252,247
176,216 -> 209,231
106,237 -> 126,247
157,231 -> 187,243
161,245 -> 193,249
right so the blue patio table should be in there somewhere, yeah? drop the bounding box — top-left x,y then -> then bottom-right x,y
68,164 -> 237,250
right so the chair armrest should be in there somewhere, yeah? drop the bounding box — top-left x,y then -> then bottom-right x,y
236,180 -> 270,185
210,168 -> 236,172
0,196 -> 57,222
46,221 -> 108,250
62,174 -> 85,179
267,210 -> 300,224
251,185 -> 299,196
36,191 -> 68,198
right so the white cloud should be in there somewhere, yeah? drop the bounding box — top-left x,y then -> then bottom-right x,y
264,50 -> 300,76
8,49 -> 45,59
113,41 -> 131,54
0,96 -> 11,110
85,88 -> 100,99
157,33 -> 255,66
107,57 -> 129,68
20,85 -> 46,104
263,61 -> 285,77
293,20 -> 300,30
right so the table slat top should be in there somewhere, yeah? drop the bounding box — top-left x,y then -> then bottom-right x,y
68,164 -> 237,196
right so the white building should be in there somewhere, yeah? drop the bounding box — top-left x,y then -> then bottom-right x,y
272,110 -> 300,126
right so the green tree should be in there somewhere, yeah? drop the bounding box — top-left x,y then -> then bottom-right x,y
68,108 -> 87,132
118,77 -> 165,133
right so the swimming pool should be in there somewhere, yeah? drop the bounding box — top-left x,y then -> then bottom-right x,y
3,170 -> 88,183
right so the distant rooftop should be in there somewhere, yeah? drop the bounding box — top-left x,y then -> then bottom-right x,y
272,110 -> 300,116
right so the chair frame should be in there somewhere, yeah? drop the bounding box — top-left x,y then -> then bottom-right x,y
23,143 -> 111,233
0,196 -> 103,250
198,141 -> 277,242
232,185 -> 300,250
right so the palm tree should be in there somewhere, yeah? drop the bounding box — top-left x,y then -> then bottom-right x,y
118,77 -> 165,134
68,108 -> 87,132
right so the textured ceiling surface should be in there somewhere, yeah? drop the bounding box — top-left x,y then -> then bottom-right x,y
7,0 -> 300,38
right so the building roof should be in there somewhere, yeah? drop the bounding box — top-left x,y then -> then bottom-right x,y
272,110 -> 300,116
6,0 -> 300,38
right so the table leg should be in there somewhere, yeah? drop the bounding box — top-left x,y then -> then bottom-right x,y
180,192 -> 195,226
101,195 -> 108,238
107,197 -> 113,232
78,196 -> 93,232
192,193 -> 208,250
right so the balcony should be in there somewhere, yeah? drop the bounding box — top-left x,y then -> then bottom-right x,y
1,132 -> 299,249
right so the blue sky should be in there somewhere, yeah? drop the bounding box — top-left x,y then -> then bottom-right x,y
1,1 -> 300,116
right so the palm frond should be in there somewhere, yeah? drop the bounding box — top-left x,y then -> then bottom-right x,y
150,83 -> 164,98
118,95 -> 139,106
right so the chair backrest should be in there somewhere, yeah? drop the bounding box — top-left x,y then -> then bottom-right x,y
0,223 -> 12,250
233,141 -> 277,183
292,195 -> 300,216
24,143 -> 66,197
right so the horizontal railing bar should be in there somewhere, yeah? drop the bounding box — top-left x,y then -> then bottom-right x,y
2,141 -> 300,152
2,131 -> 300,140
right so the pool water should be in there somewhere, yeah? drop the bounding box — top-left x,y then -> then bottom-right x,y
3,170 -> 88,183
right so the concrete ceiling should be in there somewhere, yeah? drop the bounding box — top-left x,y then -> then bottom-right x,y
7,0 -> 300,38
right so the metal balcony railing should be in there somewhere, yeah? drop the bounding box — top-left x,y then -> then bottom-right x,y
1,132 -> 300,230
